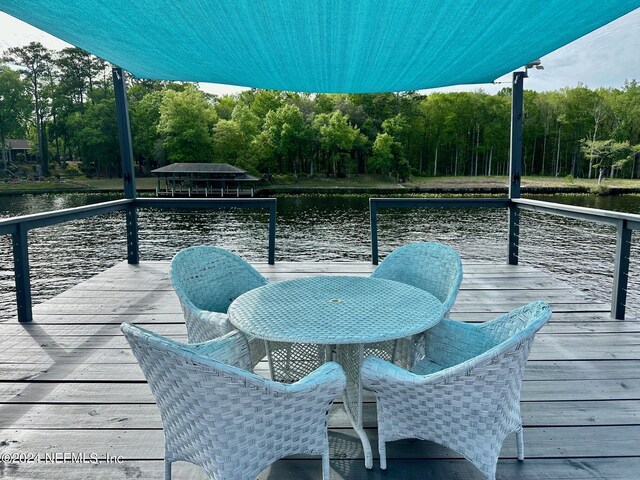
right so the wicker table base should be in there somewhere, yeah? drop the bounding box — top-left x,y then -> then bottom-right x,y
229,276 -> 444,469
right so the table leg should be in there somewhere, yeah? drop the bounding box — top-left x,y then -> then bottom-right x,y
335,343 -> 373,469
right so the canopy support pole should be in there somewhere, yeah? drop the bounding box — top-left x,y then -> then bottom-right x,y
113,67 -> 139,264
508,71 -> 525,265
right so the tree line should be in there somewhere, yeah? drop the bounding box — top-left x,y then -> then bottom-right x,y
2,42 -> 640,181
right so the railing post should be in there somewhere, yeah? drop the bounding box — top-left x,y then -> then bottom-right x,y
268,200 -> 276,265
508,71 -> 525,265
508,204 -> 520,265
12,224 -> 32,322
612,220 -> 631,320
113,66 -> 139,264
125,205 -> 140,264
370,199 -> 379,265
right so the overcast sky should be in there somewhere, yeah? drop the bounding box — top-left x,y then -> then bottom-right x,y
1,8 -> 639,96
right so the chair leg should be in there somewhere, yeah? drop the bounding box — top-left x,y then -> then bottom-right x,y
516,428 -> 525,461
322,452 -> 331,480
164,458 -> 172,480
379,437 -> 387,470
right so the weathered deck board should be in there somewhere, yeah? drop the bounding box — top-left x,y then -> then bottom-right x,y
0,260 -> 639,479
2,399 -> 639,430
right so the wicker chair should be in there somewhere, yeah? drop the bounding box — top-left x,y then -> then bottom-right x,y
169,246 -> 268,366
371,241 -> 463,315
169,245 -> 268,341
361,301 -> 551,479
368,242 -> 463,367
121,323 -> 346,480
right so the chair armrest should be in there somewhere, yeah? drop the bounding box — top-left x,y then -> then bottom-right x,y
189,331 -> 253,370
362,355 -> 420,390
184,309 -> 232,343
245,334 -> 267,368
285,362 -> 346,398
363,354 -> 496,390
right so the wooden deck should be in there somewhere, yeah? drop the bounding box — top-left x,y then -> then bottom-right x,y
0,261 -> 639,479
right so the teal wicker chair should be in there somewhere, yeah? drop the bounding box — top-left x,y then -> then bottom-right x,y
361,301 -> 551,479
371,241 -> 463,315
122,323 -> 346,480
369,242 -> 463,367
169,246 -> 268,367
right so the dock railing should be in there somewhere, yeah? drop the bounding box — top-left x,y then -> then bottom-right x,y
370,196 -> 639,320
0,197 -> 277,322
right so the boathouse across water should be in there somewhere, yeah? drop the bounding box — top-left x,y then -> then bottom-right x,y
151,163 -> 260,197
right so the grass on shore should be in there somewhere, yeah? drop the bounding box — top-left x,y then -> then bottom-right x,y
3,174 -> 640,193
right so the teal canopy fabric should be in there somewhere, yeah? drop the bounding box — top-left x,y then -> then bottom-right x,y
2,1 -> 639,93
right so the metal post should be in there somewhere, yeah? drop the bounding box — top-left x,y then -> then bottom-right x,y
508,71 -> 525,265
12,224 -> 32,322
268,201 -> 276,265
508,206 -> 520,265
113,67 -> 139,264
370,199 -> 379,265
612,220 -> 631,320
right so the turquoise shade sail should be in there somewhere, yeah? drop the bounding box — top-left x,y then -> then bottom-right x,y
1,1 -> 639,93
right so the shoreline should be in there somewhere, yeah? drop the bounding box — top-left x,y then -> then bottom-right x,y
2,176 -> 640,196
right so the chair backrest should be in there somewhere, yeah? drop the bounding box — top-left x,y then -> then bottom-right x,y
371,242 -> 463,313
429,301 -> 552,377
121,322 -> 343,479
169,245 -> 268,313
121,323 -> 270,473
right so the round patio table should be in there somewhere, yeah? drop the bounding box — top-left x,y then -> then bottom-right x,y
228,275 -> 444,469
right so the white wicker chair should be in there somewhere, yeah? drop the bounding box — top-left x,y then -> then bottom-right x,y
121,323 -> 346,480
369,241 -> 463,367
169,246 -> 268,366
361,301 -> 551,479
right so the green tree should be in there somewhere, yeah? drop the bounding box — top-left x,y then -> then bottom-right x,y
249,90 -> 283,120
213,119 -> 244,163
581,139 -> 639,184
231,104 -> 261,140
262,104 -> 306,174
382,113 -> 411,179
369,132 -> 394,175
214,96 -> 236,120
67,97 -> 119,177
612,81 -> 640,177
0,65 -> 31,173
314,111 -> 361,176
249,129 -> 276,174
130,89 -> 164,173
157,85 -> 217,163
4,42 -> 54,175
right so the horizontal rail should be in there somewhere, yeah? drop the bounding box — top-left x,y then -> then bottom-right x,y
135,197 -> 277,265
0,199 -> 132,235
0,199 -> 133,323
369,196 -> 639,320
1,197 -> 278,323
134,197 -> 276,209
370,197 -> 509,265
513,198 -> 640,228
513,197 -> 638,320
370,197 -> 510,209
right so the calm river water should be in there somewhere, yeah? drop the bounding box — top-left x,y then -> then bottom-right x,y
1,192 -> 640,320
